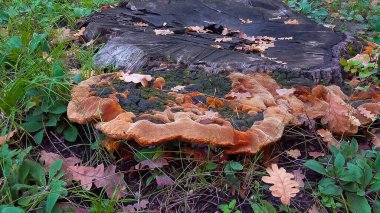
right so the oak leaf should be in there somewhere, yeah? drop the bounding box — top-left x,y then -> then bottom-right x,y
262,164 -> 300,205
225,91 -> 252,99
215,37 -> 233,42
135,157 -> 169,170
317,129 -> 340,149
276,88 -> 295,96
286,149 -> 301,159
123,199 -> 149,212
39,151 -> 81,181
284,19 -> 299,25
292,169 -> 305,188
94,165 -> 127,199
119,73 -> 153,87
357,105 -> 377,121
308,151 -> 325,159
68,164 -> 105,190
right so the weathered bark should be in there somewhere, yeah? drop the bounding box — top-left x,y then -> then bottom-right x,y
79,0 -> 353,84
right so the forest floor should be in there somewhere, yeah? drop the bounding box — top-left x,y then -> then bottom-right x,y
0,0 -> 380,213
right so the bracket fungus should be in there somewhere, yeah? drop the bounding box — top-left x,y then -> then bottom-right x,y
68,71 -> 380,154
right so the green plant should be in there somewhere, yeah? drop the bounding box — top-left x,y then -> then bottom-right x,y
251,200 -> 277,213
340,48 -> 380,84
286,0 -> 328,24
224,161 -> 244,187
218,199 -> 241,213
304,139 -> 380,213
0,144 -> 67,212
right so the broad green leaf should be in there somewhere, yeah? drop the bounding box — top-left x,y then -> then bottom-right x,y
0,206 -> 25,213
22,121 -> 43,132
33,129 -> 44,144
49,160 -> 63,179
29,33 -> 47,54
318,178 -> 342,196
345,192 -> 371,213
229,199 -> 236,209
228,161 -> 243,171
304,160 -> 327,175
63,125 -> 78,142
340,163 -> 362,182
218,204 -> 230,213
49,101 -> 67,114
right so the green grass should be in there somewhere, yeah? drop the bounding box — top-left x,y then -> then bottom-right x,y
0,0 -> 380,212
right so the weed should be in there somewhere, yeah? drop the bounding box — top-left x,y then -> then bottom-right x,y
304,139 -> 380,213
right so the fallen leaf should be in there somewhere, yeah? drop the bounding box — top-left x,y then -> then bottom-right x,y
133,22 -> 149,27
94,165 -> 127,199
277,37 -> 293,40
68,164 -> 105,190
123,199 -> 149,212
156,175 -> 174,186
286,149 -> 301,159
239,18 -> 253,24
262,164 -> 299,205
101,138 -> 121,154
119,73 -> 153,87
348,54 -> 371,66
135,157 -> 169,170
154,29 -> 174,35
269,16 -> 282,20
276,88 -> 296,96
171,85 -> 186,92
284,19 -> 299,25
39,151 -> 81,181
0,130 -> 16,145
371,131 -> 380,148
74,27 -> 86,37
308,151 -> 325,159
308,203 -> 320,213
215,37 -> 233,42
358,105 -> 377,121
186,26 -> 209,33
292,169 -> 305,188
211,44 -> 223,49
317,129 -> 340,149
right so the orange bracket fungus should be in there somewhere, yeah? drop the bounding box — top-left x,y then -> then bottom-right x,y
68,71 -> 380,154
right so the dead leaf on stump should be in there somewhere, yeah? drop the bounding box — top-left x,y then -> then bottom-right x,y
119,73 -> 153,87
262,164 -> 300,205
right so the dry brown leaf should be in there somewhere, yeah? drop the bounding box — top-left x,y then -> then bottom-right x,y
211,44 -> 223,49
156,175 -> 174,186
94,165 -> 127,199
154,29 -> 174,35
101,138 -> 121,154
371,131 -> 380,148
262,164 -> 300,205
74,27 -> 86,37
123,199 -> 149,212
134,157 -> 169,170
68,164 -> 105,190
358,105 -> 377,121
119,73 -> 153,87
284,19 -> 300,25
133,22 -> 149,27
215,37 -> 233,42
292,169 -> 305,188
186,26 -> 209,33
239,18 -> 253,24
308,151 -> 325,159
39,151 -> 81,181
277,37 -> 293,40
0,130 -> 16,145
321,92 -> 360,135
42,52 -> 53,62
371,0 -> 379,6
308,203 -> 320,213
286,149 -> 301,159
317,129 -> 340,149
349,54 -> 371,66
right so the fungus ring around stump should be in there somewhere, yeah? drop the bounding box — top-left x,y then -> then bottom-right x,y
67,71 -> 380,154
